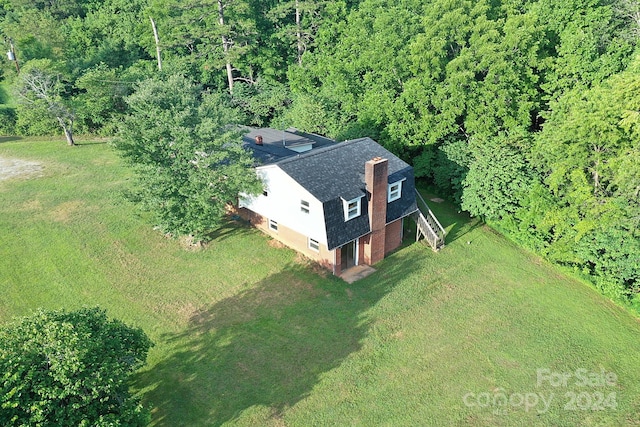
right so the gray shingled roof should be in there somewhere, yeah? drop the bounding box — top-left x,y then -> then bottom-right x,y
244,130 -> 417,250
276,138 -> 411,202
242,127 -> 336,165
274,137 -> 417,249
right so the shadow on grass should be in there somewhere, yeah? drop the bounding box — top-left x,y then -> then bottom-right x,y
441,213 -> 483,245
74,140 -> 109,146
204,219 -> 254,244
416,185 -> 483,245
134,253 -> 420,426
0,136 -> 23,144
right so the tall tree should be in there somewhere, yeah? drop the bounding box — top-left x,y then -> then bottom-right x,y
462,134 -> 536,221
114,74 -> 262,241
530,57 -> 640,296
159,0 -> 261,92
268,0 -> 328,65
15,59 -> 76,145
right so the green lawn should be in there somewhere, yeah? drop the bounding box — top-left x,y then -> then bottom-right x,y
1,138 -> 639,426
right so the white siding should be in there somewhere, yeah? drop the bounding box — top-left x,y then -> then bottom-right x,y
240,166 -> 328,244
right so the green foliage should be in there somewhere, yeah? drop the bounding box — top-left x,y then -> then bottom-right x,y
522,55 -> 640,298
74,63 -> 136,135
13,59 -> 76,143
0,106 -> 16,134
462,135 -> 536,220
532,0 -> 634,95
114,74 -> 262,241
65,0 -> 150,73
231,78 -> 291,127
0,307 -> 152,427
575,225 -> 640,299
2,141 -> 640,425
14,102 -> 59,135
282,91 -> 342,137
414,139 -> 471,205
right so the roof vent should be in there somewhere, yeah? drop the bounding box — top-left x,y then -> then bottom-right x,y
255,135 -> 263,145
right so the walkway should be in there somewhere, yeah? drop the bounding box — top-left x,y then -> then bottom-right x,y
340,265 -> 376,284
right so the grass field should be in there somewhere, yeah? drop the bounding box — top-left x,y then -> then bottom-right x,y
1,137 -> 639,426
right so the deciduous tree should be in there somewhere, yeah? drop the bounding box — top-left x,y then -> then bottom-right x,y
114,74 -> 262,241
15,59 -> 76,145
0,307 -> 152,426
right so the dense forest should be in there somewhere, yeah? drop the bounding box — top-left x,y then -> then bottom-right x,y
1,0 -> 638,305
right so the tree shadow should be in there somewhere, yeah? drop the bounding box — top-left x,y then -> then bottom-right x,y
133,254 -> 419,426
416,186 -> 484,245
439,210 -> 484,245
0,136 -> 22,144
73,140 -> 109,146
204,219 -> 253,244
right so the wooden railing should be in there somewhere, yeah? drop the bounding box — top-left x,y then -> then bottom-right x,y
414,190 -> 446,251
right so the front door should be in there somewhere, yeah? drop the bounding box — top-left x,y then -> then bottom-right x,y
341,240 -> 356,271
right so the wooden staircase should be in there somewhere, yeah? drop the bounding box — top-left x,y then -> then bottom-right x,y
413,190 -> 446,251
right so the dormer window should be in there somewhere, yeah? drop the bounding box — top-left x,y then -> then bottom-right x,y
343,197 -> 362,221
388,180 -> 404,202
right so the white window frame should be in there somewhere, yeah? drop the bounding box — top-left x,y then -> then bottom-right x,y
388,180 -> 404,202
308,237 -> 320,252
343,196 -> 362,221
301,199 -> 310,214
269,219 -> 278,232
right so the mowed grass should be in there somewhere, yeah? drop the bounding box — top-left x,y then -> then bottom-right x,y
1,138 -> 639,426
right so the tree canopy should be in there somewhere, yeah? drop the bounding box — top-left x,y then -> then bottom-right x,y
0,307 -> 152,426
1,0 -> 639,303
114,74 -> 262,241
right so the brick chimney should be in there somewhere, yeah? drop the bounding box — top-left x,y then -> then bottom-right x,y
363,157 -> 388,265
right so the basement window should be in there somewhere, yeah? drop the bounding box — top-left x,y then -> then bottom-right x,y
269,219 -> 278,232
308,238 -> 320,252
343,197 -> 362,221
388,180 -> 403,202
301,200 -> 310,214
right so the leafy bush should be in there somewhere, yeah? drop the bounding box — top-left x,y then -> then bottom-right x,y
0,107 -> 16,135
0,307 -> 152,426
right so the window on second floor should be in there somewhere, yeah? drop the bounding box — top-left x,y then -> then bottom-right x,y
343,197 -> 362,221
301,200 -> 310,214
388,179 -> 405,202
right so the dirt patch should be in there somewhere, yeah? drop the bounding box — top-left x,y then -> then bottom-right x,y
50,200 -> 84,223
268,238 -> 286,248
0,157 -> 43,181
430,197 -> 444,203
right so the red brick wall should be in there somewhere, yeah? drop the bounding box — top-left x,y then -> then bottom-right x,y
385,218 -> 403,255
363,158 -> 388,265
358,236 -> 366,265
334,246 -> 342,276
238,208 -> 335,272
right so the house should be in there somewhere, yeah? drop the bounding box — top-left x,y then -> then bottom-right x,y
238,128 -> 438,276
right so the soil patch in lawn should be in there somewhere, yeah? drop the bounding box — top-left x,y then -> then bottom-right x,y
0,157 -> 43,181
